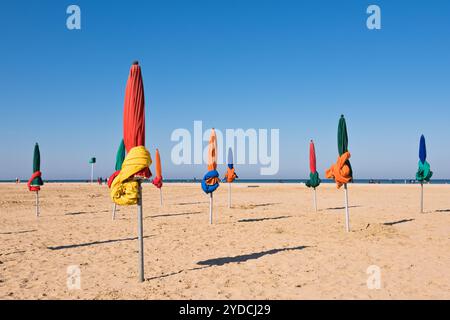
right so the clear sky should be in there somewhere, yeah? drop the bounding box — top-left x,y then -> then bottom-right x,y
1,0 -> 449,180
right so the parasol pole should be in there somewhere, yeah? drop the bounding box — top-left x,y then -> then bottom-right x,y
35,191 -> 40,217
420,182 -> 424,213
209,193 -> 213,224
91,163 -> 94,183
313,187 -> 317,212
228,182 -> 231,208
344,183 -> 350,232
159,188 -> 163,206
137,180 -> 144,282
112,203 -> 117,220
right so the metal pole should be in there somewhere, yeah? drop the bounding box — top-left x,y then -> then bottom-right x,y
313,188 -> 317,212
228,182 -> 231,208
159,188 -> 163,207
209,193 -> 213,224
91,163 -> 94,183
420,182 -> 424,213
112,203 -> 117,220
344,184 -> 350,232
36,191 -> 39,217
137,181 -> 144,282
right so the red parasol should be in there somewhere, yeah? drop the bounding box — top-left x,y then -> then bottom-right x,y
309,140 -> 317,174
123,61 -> 151,178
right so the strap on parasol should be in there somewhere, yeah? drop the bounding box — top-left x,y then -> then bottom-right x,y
110,146 -> 152,205
27,171 -> 42,191
201,170 -> 220,194
325,151 -> 353,188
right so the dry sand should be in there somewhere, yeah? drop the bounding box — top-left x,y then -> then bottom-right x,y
0,182 -> 449,299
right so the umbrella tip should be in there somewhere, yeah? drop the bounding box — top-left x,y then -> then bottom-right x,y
132,60 -> 139,65
340,114 -> 344,118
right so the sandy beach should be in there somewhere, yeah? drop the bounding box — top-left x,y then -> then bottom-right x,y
0,182 -> 449,300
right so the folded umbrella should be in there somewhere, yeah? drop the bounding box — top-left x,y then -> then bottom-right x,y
416,134 -> 432,213
416,135 -> 432,182
325,115 -> 353,231
110,62 -> 152,206
152,148 -> 164,206
223,148 -> 238,208
108,139 -> 126,220
201,128 -> 220,223
110,61 -> 152,282
27,143 -> 43,217
305,140 -> 321,211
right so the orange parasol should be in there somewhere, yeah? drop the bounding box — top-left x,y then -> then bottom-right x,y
201,129 -> 220,223
152,148 -> 164,206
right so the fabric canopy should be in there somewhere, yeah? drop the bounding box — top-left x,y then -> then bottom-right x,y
326,115 -> 353,188
107,140 -> 126,188
202,129 -> 220,193
416,134 -> 433,182
305,140 -> 321,188
123,62 -> 146,152
28,143 -> 43,191
224,148 -> 238,183
122,61 -> 150,179
152,148 -> 163,188
110,61 -> 152,205
115,140 -> 126,171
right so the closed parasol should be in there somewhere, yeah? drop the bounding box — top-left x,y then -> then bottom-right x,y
201,128 -> 220,224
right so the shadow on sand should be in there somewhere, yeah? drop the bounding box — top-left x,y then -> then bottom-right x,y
435,209 -> 450,213
197,246 -> 308,267
383,218 -> 415,226
238,216 -> 291,223
324,205 -> 361,211
47,235 -> 152,250
0,229 -> 37,235
146,245 -> 308,281
239,203 -> 280,209
64,209 -> 110,216
147,212 -> 202,219
176,201 -> 207,206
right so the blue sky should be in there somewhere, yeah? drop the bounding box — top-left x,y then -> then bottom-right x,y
1,0 -> 449,180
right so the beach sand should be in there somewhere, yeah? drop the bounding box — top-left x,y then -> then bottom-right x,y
0,182 -> 449,300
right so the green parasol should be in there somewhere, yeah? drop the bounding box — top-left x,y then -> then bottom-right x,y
115,140 -> 126,171
338,115 -> 353,179
31,143 -> 43,186
111,140 -> 126,220
338,115 -> 351,231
